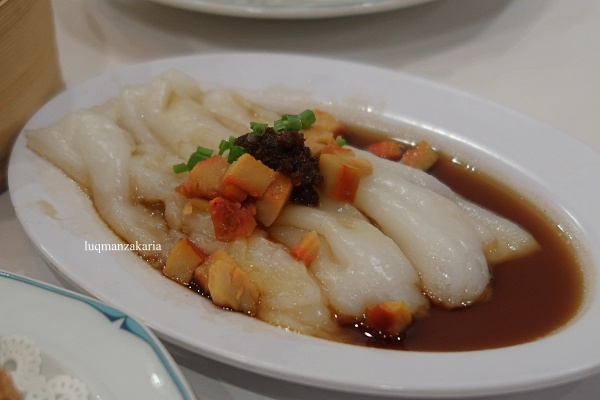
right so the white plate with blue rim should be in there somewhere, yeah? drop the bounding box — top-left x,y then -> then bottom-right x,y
0,271 -> 196,400
147,0 -> 436,19
7,52 -> 600,398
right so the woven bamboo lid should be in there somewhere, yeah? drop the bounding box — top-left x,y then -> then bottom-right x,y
0,0 -> 64,191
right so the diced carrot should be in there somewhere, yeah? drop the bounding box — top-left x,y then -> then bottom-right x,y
321,143 -> 373,177
193,248 -> 260,315
364,301 -> 413,336
175,155 -> 229,199
219,180 -> 248,203
367,140 -> 404,160
312,109 -> 347,136
229,266 -> 260,315
222,153 -> 276,198
255,172 -> 293,227
344,155 -> 372,177
193,248 -> 236,292
163,238 -> 208,285
205,255 -> 260,315
207,259 -> 237,308
400,140 -> 439,171
291,230 -> 320,267
319,153 -> 362,203
300,111 -> 346,156
300,128 -> 337,157
209,197 -> 257,242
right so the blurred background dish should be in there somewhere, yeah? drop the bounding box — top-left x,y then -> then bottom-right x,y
0,271 -> 196,400
146,0 -> 437,19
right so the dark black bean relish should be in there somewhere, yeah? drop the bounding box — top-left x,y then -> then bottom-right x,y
235,128 -> 323,206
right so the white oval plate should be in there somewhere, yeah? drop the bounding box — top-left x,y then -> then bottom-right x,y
0,271 -> 196,399
8,53 -> 600,398
148,0 -> 436,19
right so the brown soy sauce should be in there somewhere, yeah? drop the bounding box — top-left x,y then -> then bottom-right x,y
338,131 -> 585,352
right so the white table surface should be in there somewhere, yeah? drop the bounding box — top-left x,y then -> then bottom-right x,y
2,0 -> 599,398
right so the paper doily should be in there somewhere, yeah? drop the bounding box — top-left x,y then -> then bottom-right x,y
0,336 -> 89,400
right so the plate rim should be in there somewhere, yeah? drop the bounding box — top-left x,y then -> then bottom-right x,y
147,0 -> 437,19
8,51 -> 600,398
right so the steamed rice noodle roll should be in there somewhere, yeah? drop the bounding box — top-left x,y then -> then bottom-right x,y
134,74 -> 236,158
355,148 -> 540,264
26,111 -> 169,259
202,90 -> 281,133
271,203 -> 429,319
226,236 -> 338,338
353,157 -> 491,308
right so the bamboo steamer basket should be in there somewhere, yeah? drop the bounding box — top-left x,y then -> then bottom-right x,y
0,0 -> 63,192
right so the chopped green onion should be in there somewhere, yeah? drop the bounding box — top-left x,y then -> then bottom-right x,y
186,151 -> 206,170
218,136 -> 245,163
336,136 -> 347,147
273,118 -> 286,132
281,114 -> 303,131
218,137 -> 232,154
195,146 -> 213,158
261,109 -> 317,134
298,109 -> 316,129
218,136 -> 237,155
172,163 -> 189,174
218,140 -> 229,155
173,146 -> 214,173
227,145 -> 245,163
250,122 -> 268,136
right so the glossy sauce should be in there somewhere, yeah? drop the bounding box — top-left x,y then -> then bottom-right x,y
339,133 -> 585,352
